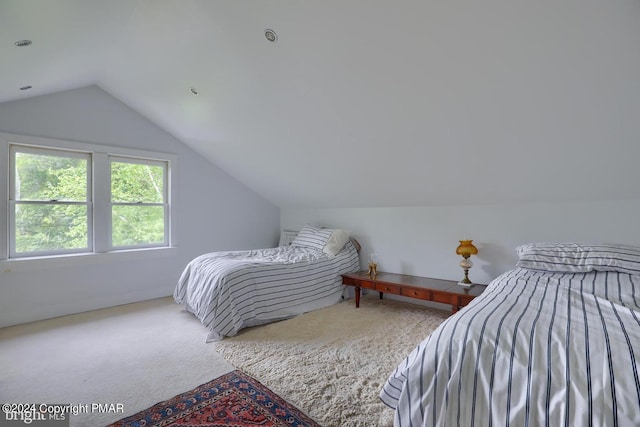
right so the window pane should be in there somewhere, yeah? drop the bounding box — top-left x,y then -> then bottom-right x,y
112,205 -> 165,247
15,152 -> 87,202
111,161 -> 164,203
14,204 -> 88,253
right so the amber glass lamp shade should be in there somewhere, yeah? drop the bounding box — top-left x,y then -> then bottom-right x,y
456,240 -> 478,258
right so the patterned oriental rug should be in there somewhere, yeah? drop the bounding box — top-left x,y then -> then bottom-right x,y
106,370 -> 319,427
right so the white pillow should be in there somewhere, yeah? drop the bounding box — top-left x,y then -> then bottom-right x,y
516,242 -> 640,275
516,242 -> 591,272
323,229 -> 350,257
290,226 -> 333,251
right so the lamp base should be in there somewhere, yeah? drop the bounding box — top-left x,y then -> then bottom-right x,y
459,267 -> 474,289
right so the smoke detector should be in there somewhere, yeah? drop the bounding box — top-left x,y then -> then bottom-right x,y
264,29 -> 278,43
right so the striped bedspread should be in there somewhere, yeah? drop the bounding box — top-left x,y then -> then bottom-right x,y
174,240 -> 360,341
381,267 -> 640,426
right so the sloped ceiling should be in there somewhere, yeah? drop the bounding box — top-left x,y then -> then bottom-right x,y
2,0 -> 640,208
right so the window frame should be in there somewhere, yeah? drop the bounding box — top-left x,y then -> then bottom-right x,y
109,155 -> 169,250
0,132 -> 177,263
9,145 -> 93,258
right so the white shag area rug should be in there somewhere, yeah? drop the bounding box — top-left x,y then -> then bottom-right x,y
214,295 -> 449,427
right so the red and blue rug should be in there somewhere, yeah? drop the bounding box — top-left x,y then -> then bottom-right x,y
107,370 -> 319,427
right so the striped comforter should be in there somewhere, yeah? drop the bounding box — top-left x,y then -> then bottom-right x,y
174,240 -> 360,341
381,267 -> 640,427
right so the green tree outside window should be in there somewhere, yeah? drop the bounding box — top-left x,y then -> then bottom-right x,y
110,160 -> 166,248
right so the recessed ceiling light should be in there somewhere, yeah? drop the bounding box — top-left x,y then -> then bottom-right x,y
264,29 -> 277,43
15,40 -> 32,47
189,87 -> 199,95
20,85 -> 32,91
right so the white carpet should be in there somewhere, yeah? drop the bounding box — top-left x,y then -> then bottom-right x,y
0,294 -> 450,427
214,295 -> 450,427
0,297 -> 234,426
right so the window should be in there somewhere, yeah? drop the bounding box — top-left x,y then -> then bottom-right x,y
110,157 -> 168,248
1,133 -> 175,261
10,146 -> 92,257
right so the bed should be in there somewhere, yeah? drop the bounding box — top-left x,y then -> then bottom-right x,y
174,226 -> 360,341
381,242 -> 640,426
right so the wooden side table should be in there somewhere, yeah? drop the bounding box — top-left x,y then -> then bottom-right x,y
341,271 -> 486,314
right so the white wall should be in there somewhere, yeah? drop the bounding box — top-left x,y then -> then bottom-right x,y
282,200 -> 640,286
0,86 -> 280,328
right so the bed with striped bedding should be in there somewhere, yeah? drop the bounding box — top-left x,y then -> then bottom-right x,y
174,236 -> 360,341
381,243 -> 640,427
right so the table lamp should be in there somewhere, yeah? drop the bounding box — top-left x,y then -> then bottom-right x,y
456,240 -> 478,288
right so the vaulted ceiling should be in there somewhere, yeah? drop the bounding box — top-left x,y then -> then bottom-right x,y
2,0 -> 640,208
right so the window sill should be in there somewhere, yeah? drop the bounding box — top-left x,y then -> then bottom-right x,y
0,247 -> 178,273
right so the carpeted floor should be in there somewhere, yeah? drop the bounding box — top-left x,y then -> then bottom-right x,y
0,297 -> 235,426
214,295 -> 450,427
0,295 -> 449,427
